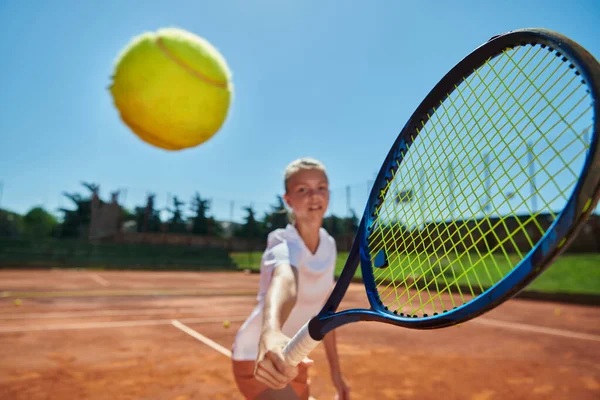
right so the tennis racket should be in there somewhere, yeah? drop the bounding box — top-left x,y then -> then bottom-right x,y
283,28 -> 600,366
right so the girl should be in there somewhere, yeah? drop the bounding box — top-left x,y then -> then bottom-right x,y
231,157 -> 350,400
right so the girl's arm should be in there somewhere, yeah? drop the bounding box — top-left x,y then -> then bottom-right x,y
254,263 -> 312,389
324,330 -> 350,399
262,263 -> 297,333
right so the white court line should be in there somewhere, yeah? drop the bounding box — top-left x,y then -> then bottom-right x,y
1,288 -> 255,298
0,307 -> 211,320
475,318 -> 600,342
171,320 -> 320,400
88,273 -> 110,287
2,308 -> 597,343
0,316 -> 247,333
172,320 -> 232,358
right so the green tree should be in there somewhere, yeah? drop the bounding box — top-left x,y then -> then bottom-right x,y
167,196 -> 187,233
190,193 -> 210,235
262,196 -> 288,234
323,214 -> 344,236
208,216 -> 225,237
58,182 -> 97,238
121,207 -> 136,223
134,194 -> 162,233
189,193 -> 224,237
23,207 -> 58,238
347,209 -> 360,235
235,206 -> 263,239
0,209 -> 24,237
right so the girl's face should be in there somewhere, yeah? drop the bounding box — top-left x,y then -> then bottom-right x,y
284,168 -> 330,226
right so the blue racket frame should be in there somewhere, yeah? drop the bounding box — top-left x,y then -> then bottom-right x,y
306,28 -> 600,341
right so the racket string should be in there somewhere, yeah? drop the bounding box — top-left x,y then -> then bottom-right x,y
376,58 -> 584,312
368,43 -> 594,317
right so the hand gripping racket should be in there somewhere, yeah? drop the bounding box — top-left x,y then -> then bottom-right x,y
283,28 -> 600,365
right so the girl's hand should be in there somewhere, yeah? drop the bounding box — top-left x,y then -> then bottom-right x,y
254,329 -> 313,389
332,374 -> 350,400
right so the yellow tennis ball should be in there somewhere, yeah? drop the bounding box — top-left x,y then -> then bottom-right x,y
223,320 -> 230,329
109,27 -> 233,151
14,299 -> 22,306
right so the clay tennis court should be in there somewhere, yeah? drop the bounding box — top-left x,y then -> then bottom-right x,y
0,269 -> 598,400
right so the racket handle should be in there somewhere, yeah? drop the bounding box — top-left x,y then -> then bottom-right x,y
282,321 -> 321,367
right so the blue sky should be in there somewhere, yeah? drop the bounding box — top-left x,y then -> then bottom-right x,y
1,0 -> 599,222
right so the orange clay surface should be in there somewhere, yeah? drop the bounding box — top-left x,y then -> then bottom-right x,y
0,269 -> 599,400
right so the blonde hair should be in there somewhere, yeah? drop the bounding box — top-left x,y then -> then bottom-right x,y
283,157 -> 328,224
284,157 -> 328,193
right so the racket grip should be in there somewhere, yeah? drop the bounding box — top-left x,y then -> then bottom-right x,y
282,321 -> 321,367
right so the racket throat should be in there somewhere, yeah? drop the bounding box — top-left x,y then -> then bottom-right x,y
307,316 -> 326,341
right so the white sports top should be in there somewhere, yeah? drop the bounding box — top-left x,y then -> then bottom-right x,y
232,224 -> 337,361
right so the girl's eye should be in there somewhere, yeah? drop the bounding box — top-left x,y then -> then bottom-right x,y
297,187 -> 306,193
